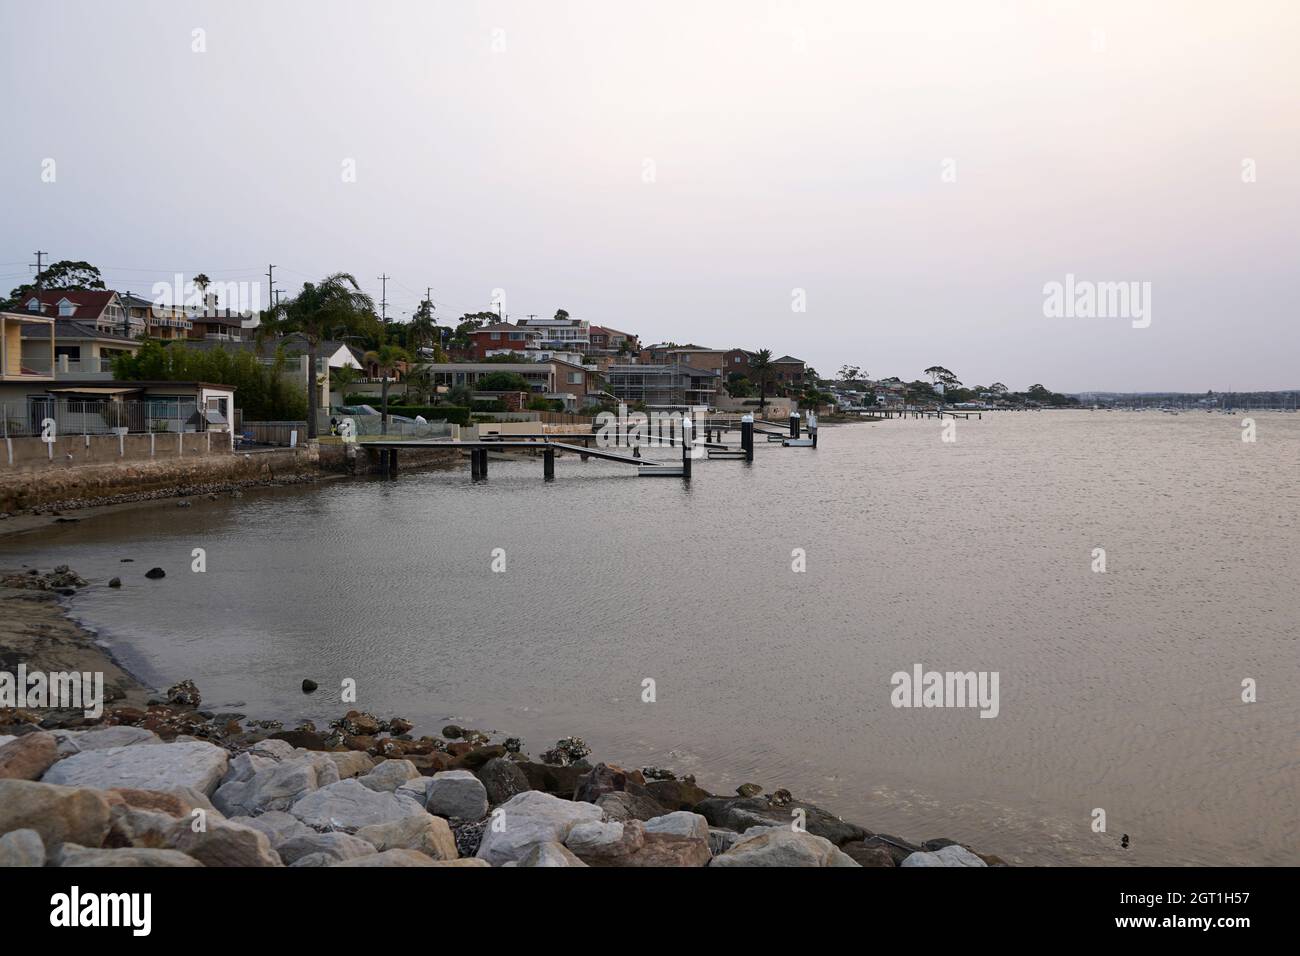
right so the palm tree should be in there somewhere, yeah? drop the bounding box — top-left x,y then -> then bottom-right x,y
363,343 -> 411,435
408,300 -> 439,359
750,349 -> 774,413
258,273 -> 377,438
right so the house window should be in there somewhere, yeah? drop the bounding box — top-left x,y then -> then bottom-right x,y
26,298 -> 40,313
568,372 -> 581,384
491,331 -> 501,340
58,300 -> 75,317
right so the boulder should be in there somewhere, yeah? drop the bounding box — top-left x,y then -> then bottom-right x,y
644,811 -> 710,842
355,814 -> 457,860
212,760 -> 323,817
848,834 -> 921,865
627,831 -> 711,867
43,740 -> 230,796
425,769 -> 488,821
0,828 -> 45,866
54,726 -> 161,756
278,831 -> 376,866
475,757 -> 531,806
359,759 -> 420,792
708,828 -> 742,856
230,810 -> 311,846
449,744 -> 507,771
573,762 -> 647,802
711,828 -> 860,867
736,783 -> 763,798
516,760 -> 586,796
596,791 -> 669,823
327,751 -> 375,779
0,779 -> 112,848
518,841 -> 587,867
695,796 -> 868,846
164,817 -> 280,866
564,819 -> 645,865
0,732 -> 58,780
474,790 -> 603,866
288,778 -> 426,831
645,778 -> 712,810
900,845 -> 987,867
53,844 -> 203,867
840,842 -> 897,866
331,849 -> 488,867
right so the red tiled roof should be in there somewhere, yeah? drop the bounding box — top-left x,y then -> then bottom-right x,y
21,289 -> 117,320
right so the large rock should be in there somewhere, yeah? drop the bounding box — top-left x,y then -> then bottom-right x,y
644,811 -> 710,842
900,845 -> 987,867
565,819 -> 645,865
711,828 -> 860,867
518,841 -> 588,867
841,841 -> 898,866
289,778 -> 426,831
474,790 -> 603,866
425,769 -> 488,821
43,740 -> 230,796
355,814 -> 457,860
627,831 -> 711,867
53,844 -> 203,867
0,732 -> 58,780
53,726 -> 161,756
516,761 -> 586,796
0,779 -> 112,848
846,834 -> 921,865
695,796 -> 868,846
278,831 -> 376,866
0,828 -> 45,866
476,757 -> 531,805
212,760 -> 324,817
164,817 -> 282,866
573,762 -> 647,802
332,849 -> 489,867
359,759 -> 420,792
596,791 -> 669,822
645,778 -> 712,810
327,751 -> 375,779
230,810 -> 311,847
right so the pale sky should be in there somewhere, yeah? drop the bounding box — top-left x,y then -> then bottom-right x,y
2,0 -> 1297,391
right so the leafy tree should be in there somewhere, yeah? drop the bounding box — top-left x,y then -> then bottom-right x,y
257,273 -> 378,438
554,309 -> 570,320
476,371 -> 530,392
362,343 -> 411,434
6,259 -> 105,306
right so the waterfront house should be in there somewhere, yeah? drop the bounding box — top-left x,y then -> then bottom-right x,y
119,293 -> 193,341
2,311 -> 55,383
21,320 -> 140,380
467,322 -> 542,360
0,379 -> 236,436
514,315 -> 590,351
17,290 -> 140,338
606,362 -> 720,408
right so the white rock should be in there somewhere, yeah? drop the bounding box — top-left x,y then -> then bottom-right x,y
43,741 -> 230,796
327,751 -> 375,779
212,760 -> 323,817
359,759 -> 420,792
900,845 -> 987,867
289,778 -> 426,831
711,828 -> 860,867
355,814 -> 458,860
230,810 -> 311,846
395,776 -> 431,807
474,790 -> 603,866
0,828 -> 44,867
518,841 -> 588,867
53,726 -> 161,756
425,769 -> 488,821
278,831 -> 377,865
645,811 -> 710,842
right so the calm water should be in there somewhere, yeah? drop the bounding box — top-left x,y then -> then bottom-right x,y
4,412 -> 1297,865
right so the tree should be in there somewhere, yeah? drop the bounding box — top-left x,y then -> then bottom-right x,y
476,371 -> 530,392
407,299 -> 439,358
749,349 -> 774,412
6,260 -> 105,307
838,365 -> 863,385
329,365 -> 358,405
257,273 -> 378,438
450,312 -> 494,349
362,343 -> 411,435
554,309 -> 570,320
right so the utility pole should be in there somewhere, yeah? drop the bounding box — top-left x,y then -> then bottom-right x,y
30,250 -> 48,293
378,274 -> 389,323
265,264 -> 276,314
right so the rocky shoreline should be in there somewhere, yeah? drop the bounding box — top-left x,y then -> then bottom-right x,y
0,568 -> 1003,868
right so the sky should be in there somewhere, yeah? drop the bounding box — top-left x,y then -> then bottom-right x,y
2,0 -> 1297,392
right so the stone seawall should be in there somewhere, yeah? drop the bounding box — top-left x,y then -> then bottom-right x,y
0,447 -> 319,513
318,441 -> 463,476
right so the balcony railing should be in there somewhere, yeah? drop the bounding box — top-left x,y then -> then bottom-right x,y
2,399 -> 213,437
